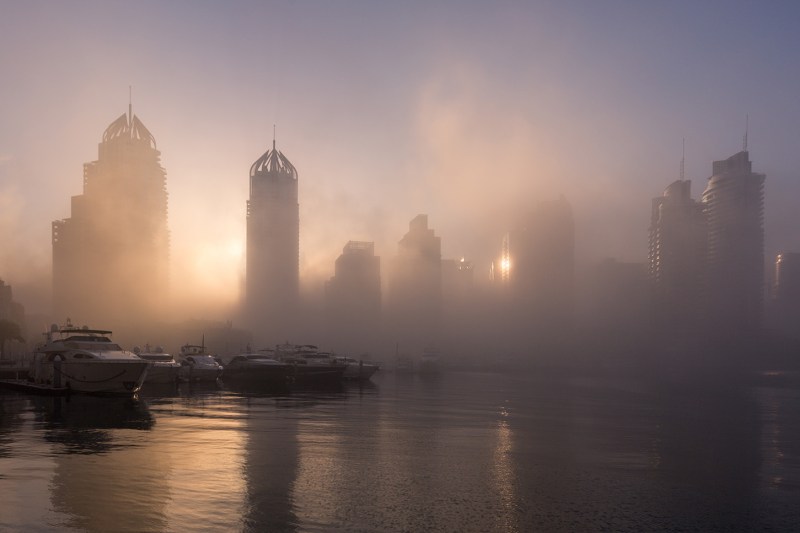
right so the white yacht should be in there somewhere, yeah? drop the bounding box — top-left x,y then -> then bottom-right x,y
274,343 -> 346,384
178,344 -> 223,383
224,351 -> 292,385
334,356 -> 380,381
134,345 -> 181,385
418,346 -> 442,376
30,323 -> 149,395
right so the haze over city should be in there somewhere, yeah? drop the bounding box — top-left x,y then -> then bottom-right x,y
5,4 -> 800,531
2,1 -> 800,359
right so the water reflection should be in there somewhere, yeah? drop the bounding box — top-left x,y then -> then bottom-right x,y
0,393 -> 27,459
39,395 -> 165,531
492,408 -> 518,533
1,370 -> 799,531
649,381 -> 762,530
241,393 -> 300,532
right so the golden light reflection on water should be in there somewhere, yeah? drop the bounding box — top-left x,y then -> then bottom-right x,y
157,415 -> 247,530
492,405 -> 519,533
291,419 -> 345,526
47,399 -> 247,532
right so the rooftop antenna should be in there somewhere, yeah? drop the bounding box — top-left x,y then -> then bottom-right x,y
680,137 -> 685,181
743,114 -> 749,152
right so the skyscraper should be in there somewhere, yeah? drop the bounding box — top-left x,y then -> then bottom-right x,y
495,196 -> 575,334
52,106 -> 169,327
701,150 -> 765,331
387,215 -> 442,351
648,179 -> 706,330
324,241 -> 381,353
245,138 -> 299,342
770,252 -> 800,338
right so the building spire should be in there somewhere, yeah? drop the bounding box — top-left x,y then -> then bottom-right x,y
680,137 -> 685,181
273,124 -> 276,151
743,114 -> 749,152
128,85 -> 132,126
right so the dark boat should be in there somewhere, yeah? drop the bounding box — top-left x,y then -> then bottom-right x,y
223,352 -> 293,386
275,343 -> 346,385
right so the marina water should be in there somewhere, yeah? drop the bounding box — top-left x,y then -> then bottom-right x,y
1,369 -> 799,532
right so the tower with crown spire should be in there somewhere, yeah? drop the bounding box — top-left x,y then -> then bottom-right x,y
245,136 -> 299,341
52,107 -> 170,327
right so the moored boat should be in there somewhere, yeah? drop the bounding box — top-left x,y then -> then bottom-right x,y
134,345 -> 181,385
178,344 -> 223,383
223,351 -> 292,386
334,356 -> 380,380
274,343 -> 346,385
27,323 -> 149,395
418,346 -> 442,377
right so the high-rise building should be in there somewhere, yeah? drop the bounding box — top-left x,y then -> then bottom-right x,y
495,196 -> 575,333
324,241 -> 381,353
387,215 -> 442,351
52,106 -> 169,327
701,150 -> 765,331
245,139 -> 299,342
648,179 -> 706,330
588,258 -> 650,332
771,252 -> 800,338
0,278 -> 25,326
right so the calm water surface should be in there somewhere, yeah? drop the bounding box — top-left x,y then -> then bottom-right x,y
1,370 -> 799,532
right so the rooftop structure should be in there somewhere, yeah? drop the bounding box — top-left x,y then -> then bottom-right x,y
52,106 -> 169,327
245,137 -> 299,341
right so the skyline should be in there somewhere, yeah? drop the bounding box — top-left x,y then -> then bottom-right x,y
2,1 -> 800,319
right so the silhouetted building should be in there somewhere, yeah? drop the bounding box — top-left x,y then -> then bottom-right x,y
442,257 -> 473,301
441,257 -> 480,356
0,279 -> 26,359
0,279 -> 24,325
324,241 -> 381,354
649,179 -> 706,331
771,252 -> 800,338
245,138 -> 299,343
588,258 -> 650,332
387,215 -> 442,352
494,196 -> 575,336
52,106 -> 169,327
701,150 -> 765,332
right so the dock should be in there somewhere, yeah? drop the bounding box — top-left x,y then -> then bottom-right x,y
0,378 -> 70,395
0,361 -> 29,381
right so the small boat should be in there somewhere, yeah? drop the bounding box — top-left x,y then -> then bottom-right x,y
25,323 -> 149,395
224,351 -> 292,385
334,356 -> 380,380
392,343 -> 415,375
418,346 -> 442,377
178,344 -> 223,383
134,345 -> 180,385
274,343 -> 346,384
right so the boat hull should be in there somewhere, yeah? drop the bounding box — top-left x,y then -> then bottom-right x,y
290,364 -> 346,384
179,366 -> 221,383
143,364 -> 181,385
342,363 -> 379,380
224,365 -> 292,385
34,360 -> 149,395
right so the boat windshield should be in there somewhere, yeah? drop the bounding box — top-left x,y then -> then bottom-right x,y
65,341 -> 122,351
138,354 -> 174,362
187,355 -> 218,364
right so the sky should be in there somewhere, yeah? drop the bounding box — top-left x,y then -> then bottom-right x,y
2,0 -> 800,317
